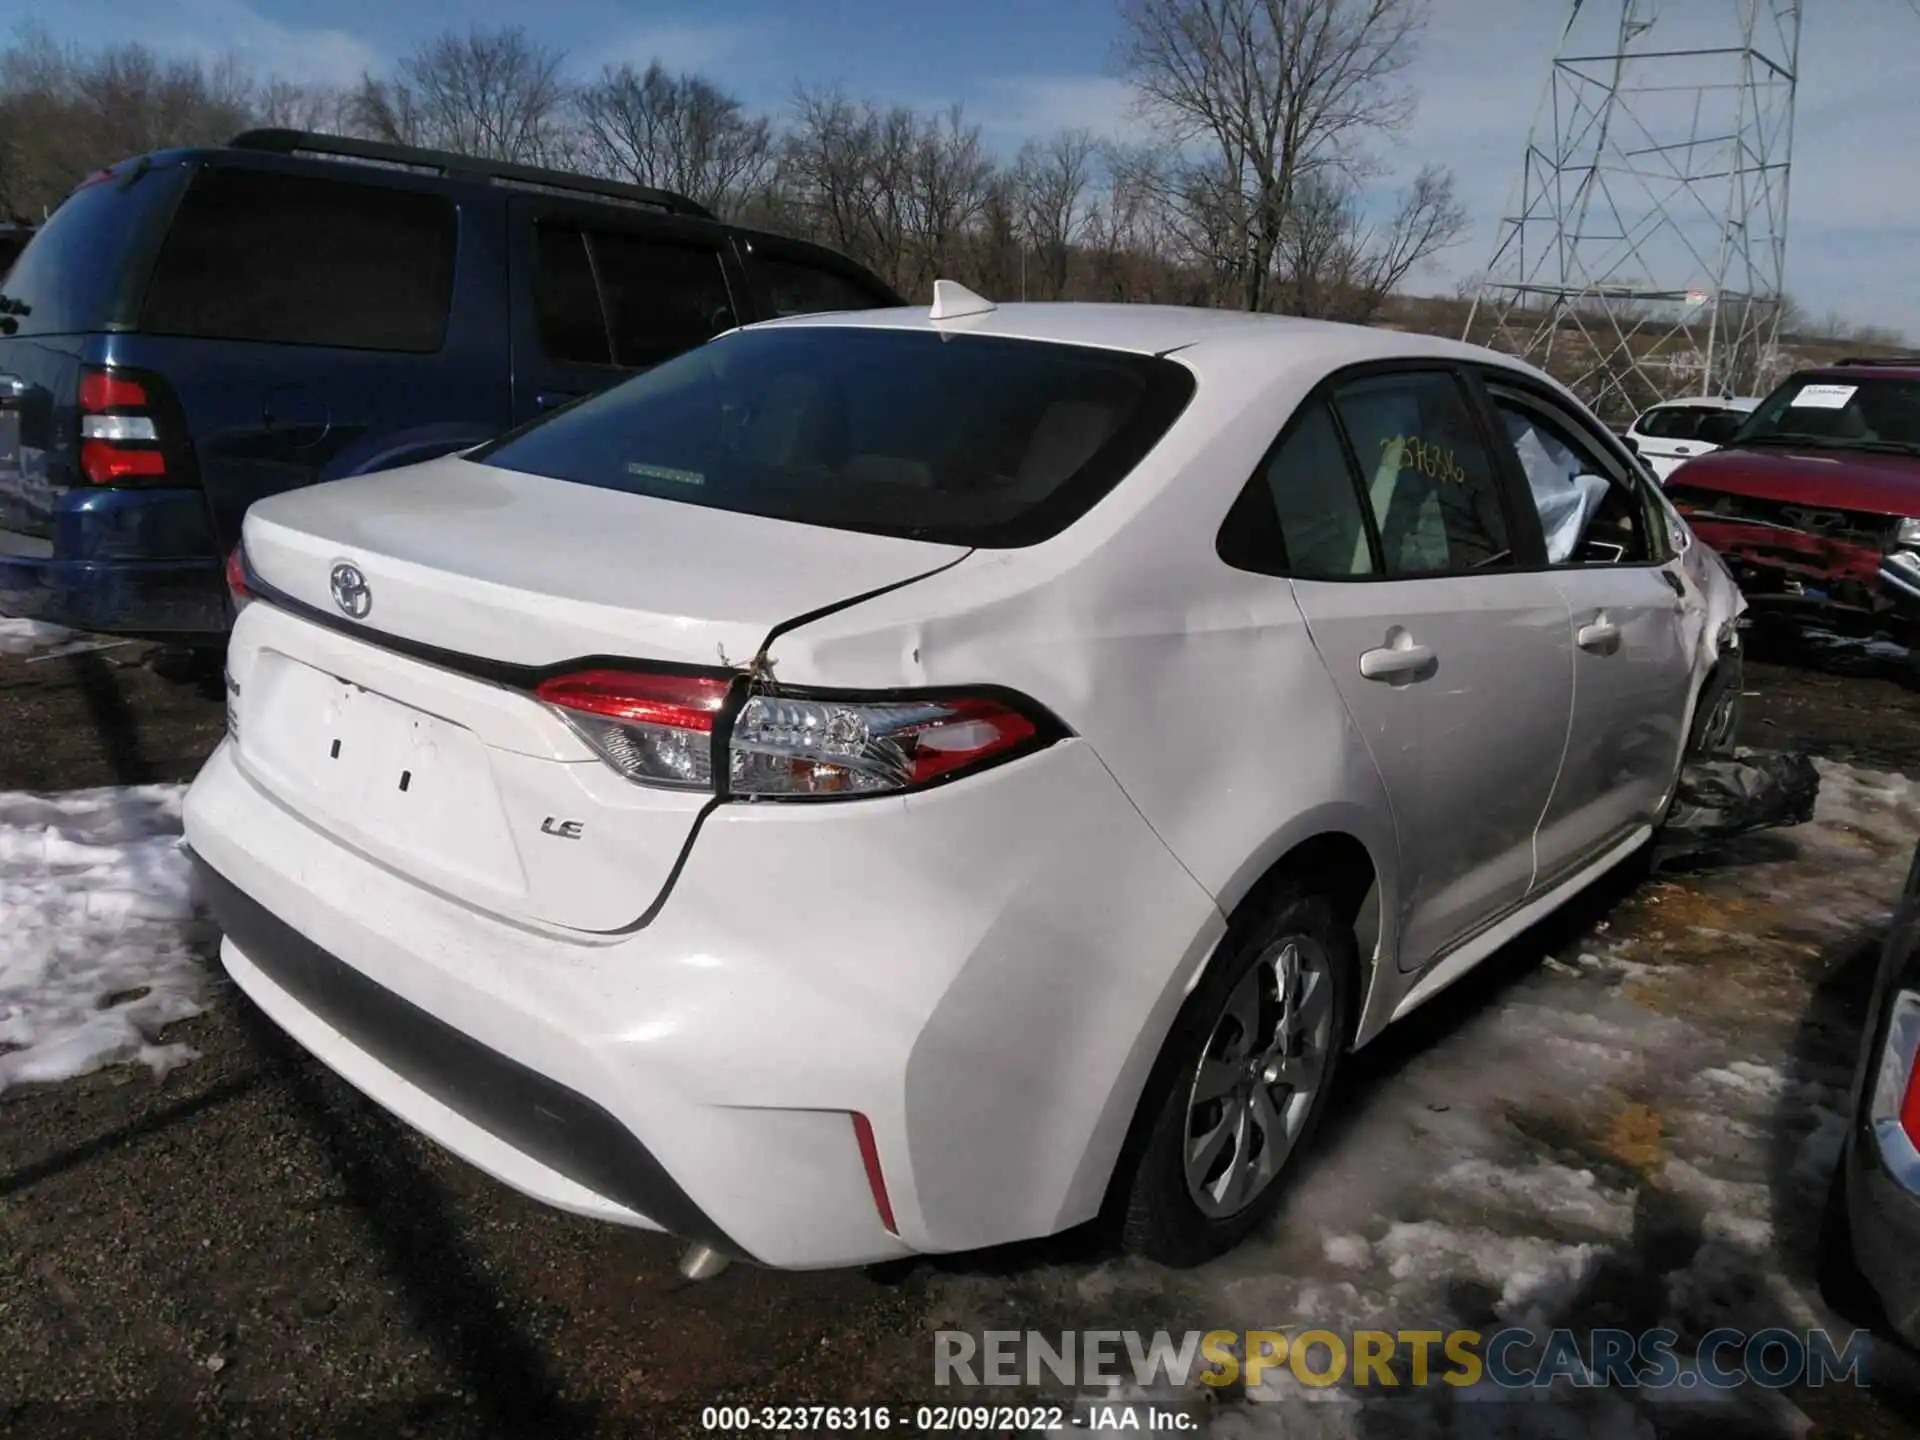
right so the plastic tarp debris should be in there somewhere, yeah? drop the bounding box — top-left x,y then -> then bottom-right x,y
1660,749 -> 1821,851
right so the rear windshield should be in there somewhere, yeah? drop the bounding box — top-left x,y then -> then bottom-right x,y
1,173 -> 171,336
474,325 -> 1197,547
1734,373 -> 1920,454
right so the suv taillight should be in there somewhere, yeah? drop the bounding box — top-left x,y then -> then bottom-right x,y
77,365 -> 181,486
534,668 -> 1061,799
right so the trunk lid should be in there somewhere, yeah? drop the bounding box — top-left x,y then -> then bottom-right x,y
242,454 -> 969,667
232,455 -> 968,932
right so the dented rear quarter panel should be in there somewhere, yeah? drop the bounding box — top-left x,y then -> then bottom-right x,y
760,335 -> 1407,1016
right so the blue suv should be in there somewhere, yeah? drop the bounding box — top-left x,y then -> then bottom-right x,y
0,129 -> 901,640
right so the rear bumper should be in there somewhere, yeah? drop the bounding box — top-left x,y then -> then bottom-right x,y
1843,1115 -> 1920,1349
192,851 -> 745,1255
0,487 -> 224,634
182,736 -> 1224,1268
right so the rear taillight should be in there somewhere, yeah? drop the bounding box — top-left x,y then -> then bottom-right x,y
76,366 -> 178,486
225,544 -> 251,614
729,692 -> 1039,796
1870,989 -> 1920,1182
534,668 -> 1059,799
534,669 -> 731,790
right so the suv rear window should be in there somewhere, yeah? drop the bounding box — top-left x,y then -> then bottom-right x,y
139,167 -> 456,352
475,326 -> 1196,547
2,175 -> 169,336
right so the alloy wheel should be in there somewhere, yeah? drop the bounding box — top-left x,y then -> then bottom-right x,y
1182,934 -> 1336,1219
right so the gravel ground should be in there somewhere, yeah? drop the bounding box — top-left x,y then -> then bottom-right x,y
4,626 -> 1920,1436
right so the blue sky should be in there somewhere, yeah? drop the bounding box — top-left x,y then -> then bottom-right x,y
11,0 -> 1919,336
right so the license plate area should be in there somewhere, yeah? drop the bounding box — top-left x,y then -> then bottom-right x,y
241,650 -> 527,897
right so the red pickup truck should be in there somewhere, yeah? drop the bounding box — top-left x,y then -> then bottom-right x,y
1660,359 -> 1920,641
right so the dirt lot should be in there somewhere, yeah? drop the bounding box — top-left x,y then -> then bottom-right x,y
6,626 -> 1920,1437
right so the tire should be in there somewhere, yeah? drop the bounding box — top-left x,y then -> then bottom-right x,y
1686,655 -> 1743,759
1120,881 -> 1356,1267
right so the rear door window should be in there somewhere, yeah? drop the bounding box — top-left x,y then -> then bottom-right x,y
532,225 -> 611,367
139,167 -> 456,352
585,231 -> 737,368
1330,371 -> 1515,576
475,325 -> 1196,547
754,255 -> 894,317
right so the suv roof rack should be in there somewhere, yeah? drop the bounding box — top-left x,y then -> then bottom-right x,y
1831,355 -> 1920,367
227,129 -> 715,220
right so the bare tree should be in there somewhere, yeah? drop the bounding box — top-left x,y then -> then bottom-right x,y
349,26 -> 569,164
1272,163 -> 1464,322
0,25 -> 270,218
901,106 -> 993,294
1015,129 -> 1099,299
779,88 -> 927,293
575,62 -> 773,214
253,79 -> 345,132
781,88 -> 884,272
1116,0 -> 1430,312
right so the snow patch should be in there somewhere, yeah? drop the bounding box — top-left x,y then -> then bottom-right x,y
0,617 -> 72,656
1699,1059 -> 1790,1101
0,785 -> 212,1091
1436,1158 -> 1633,1231
1376,1221 -> 1598,1332
1320,1234 -> 1371,1268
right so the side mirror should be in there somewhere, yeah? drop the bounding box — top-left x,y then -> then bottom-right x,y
1621,434 -> 1640,456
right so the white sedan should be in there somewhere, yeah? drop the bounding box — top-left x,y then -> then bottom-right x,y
184,284 -> 1744,1270
1624,395 -> 1761,481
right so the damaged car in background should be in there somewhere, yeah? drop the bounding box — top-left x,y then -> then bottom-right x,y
1664,359 -> 1920,643
185,283 -> 1803,1273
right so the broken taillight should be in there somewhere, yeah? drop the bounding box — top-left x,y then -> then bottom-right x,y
534,667 -> 1059,799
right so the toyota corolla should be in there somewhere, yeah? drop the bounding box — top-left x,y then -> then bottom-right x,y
183,284 -> 1744,1269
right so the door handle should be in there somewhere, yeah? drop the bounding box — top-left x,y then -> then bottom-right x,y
535,390 -> 585,410
1359,642 -> 1436,681
1577,619 -> 1621,652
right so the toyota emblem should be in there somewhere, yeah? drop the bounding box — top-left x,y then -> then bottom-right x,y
329,562 -> 372,619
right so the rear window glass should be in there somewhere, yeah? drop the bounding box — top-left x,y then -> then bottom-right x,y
139,167 -> 456,352
1637,406 -> 1703,440
2,174 -> 168,336
474,326 -> 1196,547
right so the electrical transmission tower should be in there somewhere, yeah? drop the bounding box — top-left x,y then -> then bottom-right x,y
1463,1 -> 1803,424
